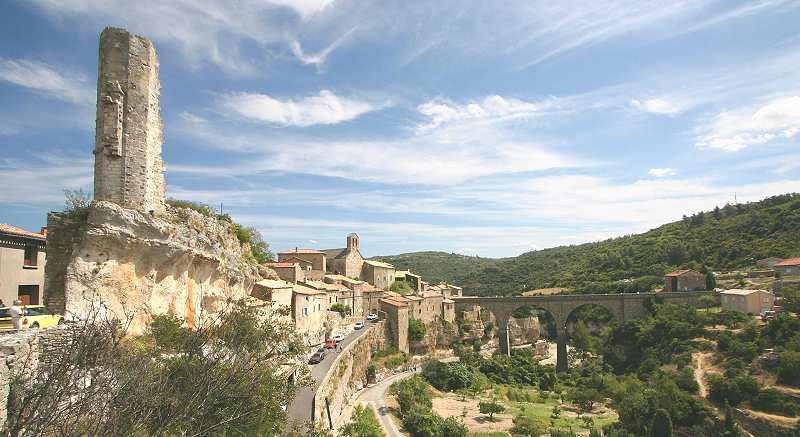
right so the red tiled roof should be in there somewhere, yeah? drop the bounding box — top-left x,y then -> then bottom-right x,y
0,224 -> 46,240
380,298 -> 407,307
776,257 -> 800,267
278,248 -> 324,255
665,269 -> 693,277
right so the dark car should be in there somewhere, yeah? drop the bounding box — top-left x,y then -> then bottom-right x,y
308,348 -> 326,364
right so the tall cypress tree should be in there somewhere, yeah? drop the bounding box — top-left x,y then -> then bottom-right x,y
649,408 -> 673,437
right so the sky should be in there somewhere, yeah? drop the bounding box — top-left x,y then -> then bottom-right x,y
0,0 -> 799,258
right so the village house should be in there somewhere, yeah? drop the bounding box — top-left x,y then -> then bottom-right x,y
361,284 -> 384,316
263,261 -> 304,284
277,248 -> 326,279
292,283 -> 329,345
442,298 -> 456,322
0,224 -> 47,306
663,269 -> 706,292
775,257 -> 800,276
720,289 -> 775,315
439,283 -> 463,298
362,259 -> 396,290
757,257 -> 785,269
324,274 -> 365,316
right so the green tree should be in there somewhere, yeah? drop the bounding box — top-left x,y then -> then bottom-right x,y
408,319 -> 427,342
330,303 -> 350,317
649,409 -> 673,437
699,295 -> 717,312
403,407 -> 442,437
340,405 -> 384,437
366,364 -> 377,384
720,402 -> 741,437
509,415 -> 544,436
567,387 -> 602,413
439,416 -> 468,437
572,320 -> 598,352
392,376 -> 432,416
478,401 -> 505,421
390,280 -> 413,295
777,351 -> 800,386
705,271 -> 717,291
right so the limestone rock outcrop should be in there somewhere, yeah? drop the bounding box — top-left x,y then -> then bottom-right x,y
46,201 -> 263,333
508,316 -> 541,345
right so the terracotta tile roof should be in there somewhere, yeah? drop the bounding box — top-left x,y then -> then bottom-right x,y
721,289 -> 771,296
665,269 -> 695,277
292,284 -> 326,295
0,224 -> 46,240
776,257 -> 800,267
380,298 -> 407,307
278,248 -> 325,255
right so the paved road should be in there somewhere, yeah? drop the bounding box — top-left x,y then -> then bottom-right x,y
286,321 -> 374,426
356,371 -> 416,437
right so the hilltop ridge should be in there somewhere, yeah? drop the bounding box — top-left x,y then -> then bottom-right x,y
376,193 -> 800,296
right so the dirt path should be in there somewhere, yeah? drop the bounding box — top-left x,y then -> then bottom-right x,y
693,351 -> 712,398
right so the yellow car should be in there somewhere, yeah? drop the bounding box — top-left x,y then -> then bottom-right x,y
0,305 -> 64,331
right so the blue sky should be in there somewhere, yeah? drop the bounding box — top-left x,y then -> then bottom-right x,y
1,0 -> 799,258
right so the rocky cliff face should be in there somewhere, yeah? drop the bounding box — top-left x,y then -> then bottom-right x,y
46,201 -> 265,334
508,316 -> 541,345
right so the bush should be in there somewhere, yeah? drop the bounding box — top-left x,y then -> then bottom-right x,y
777,351 -> 800,386
509,415 -> 544,436
391,376 -> 432,417
63,189 -> 91,220
330,303 -> 351,317
390,280 -> 413,295
649,408 -> 673,437
409,319 -> 427,342
707,372 -> 760,406
6,300 -> 305,436
340,405 -> 384,437
422,361 -> 475,392
751,389 -> 798,417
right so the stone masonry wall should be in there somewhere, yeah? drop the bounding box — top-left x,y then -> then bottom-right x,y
314,322 -> 387,428
94,27 -> 165,215
44,214 -> 88,313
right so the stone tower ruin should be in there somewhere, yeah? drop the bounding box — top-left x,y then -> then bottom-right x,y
93,27 -> 165,214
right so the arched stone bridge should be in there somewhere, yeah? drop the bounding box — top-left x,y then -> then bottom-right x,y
452,291 -> 716,372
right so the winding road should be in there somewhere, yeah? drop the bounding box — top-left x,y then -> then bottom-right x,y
355,371 -> 416,437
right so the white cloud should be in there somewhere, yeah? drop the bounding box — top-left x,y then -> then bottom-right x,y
696,96 -> 800,151
218,90 -> 380,127
630,98 -> 683,115
0,154 -> 93,205
26,0 -> 334,74
648,168 -> 677,177
0,58 -> 93,104
290,26 -> 356,67
416,95 -> 559,132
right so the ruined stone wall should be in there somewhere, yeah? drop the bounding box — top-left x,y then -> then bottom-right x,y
313,322 -> 387,428
45,201 -> 260,334
94,27 -> 165,214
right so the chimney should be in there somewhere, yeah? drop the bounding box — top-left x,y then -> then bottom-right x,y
40,227 -> 48,237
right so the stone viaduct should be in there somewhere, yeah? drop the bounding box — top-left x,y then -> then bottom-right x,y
452,291 -> 716,372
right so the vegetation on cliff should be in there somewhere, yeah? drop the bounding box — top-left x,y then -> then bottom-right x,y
377,193 -> 800,296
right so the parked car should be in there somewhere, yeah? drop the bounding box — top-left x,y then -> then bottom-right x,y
0,305 -> 64,331
308,348 -> 326,364
354,322 -> 364,330
761,310 -> 777,322
366,313 -> 378,322
324,338 -> 337,349
333,333 -> 345,342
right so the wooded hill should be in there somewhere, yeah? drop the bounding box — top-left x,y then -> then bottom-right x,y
376,193 -> 800,296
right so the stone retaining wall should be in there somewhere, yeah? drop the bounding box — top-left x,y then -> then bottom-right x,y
313,322 -> 387,429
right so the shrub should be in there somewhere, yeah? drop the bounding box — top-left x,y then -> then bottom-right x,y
707,373 -> 760,406
330,303 -> 351,317
509,415 -> 544,436
340,405 -> 384,437
63,189 -> 91,220
409,319 -> 427,342
391,376 -> 432,417
649,408 -> 673,437
777,351 -> 800,386
751,389 -> 798,417
390,280 -> 413,295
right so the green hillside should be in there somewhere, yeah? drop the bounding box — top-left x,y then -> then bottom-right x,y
376,193 -> 800,296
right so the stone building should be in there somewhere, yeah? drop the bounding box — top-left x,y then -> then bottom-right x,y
251,279 -> 293,310
277,248 -> 326,272
361,285 -> 384,316
721,289 -> 775,315
0,224 -> 47,305
757,257 -> 784,269
442,298 -> 456,322
380,296 -> 409,353
362,259 -> 396,290
323,233 -> 364,278
440,283 -> 463,298
93,27 -> 165,215
263,261 -> 304,284
775,257 -> 800,276
664,269 -> 706,292
292,283 -> 329,345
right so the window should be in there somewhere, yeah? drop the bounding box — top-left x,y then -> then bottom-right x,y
18,285 -> 40,305
23,246 -> 37,267
303,307 -> 309,316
